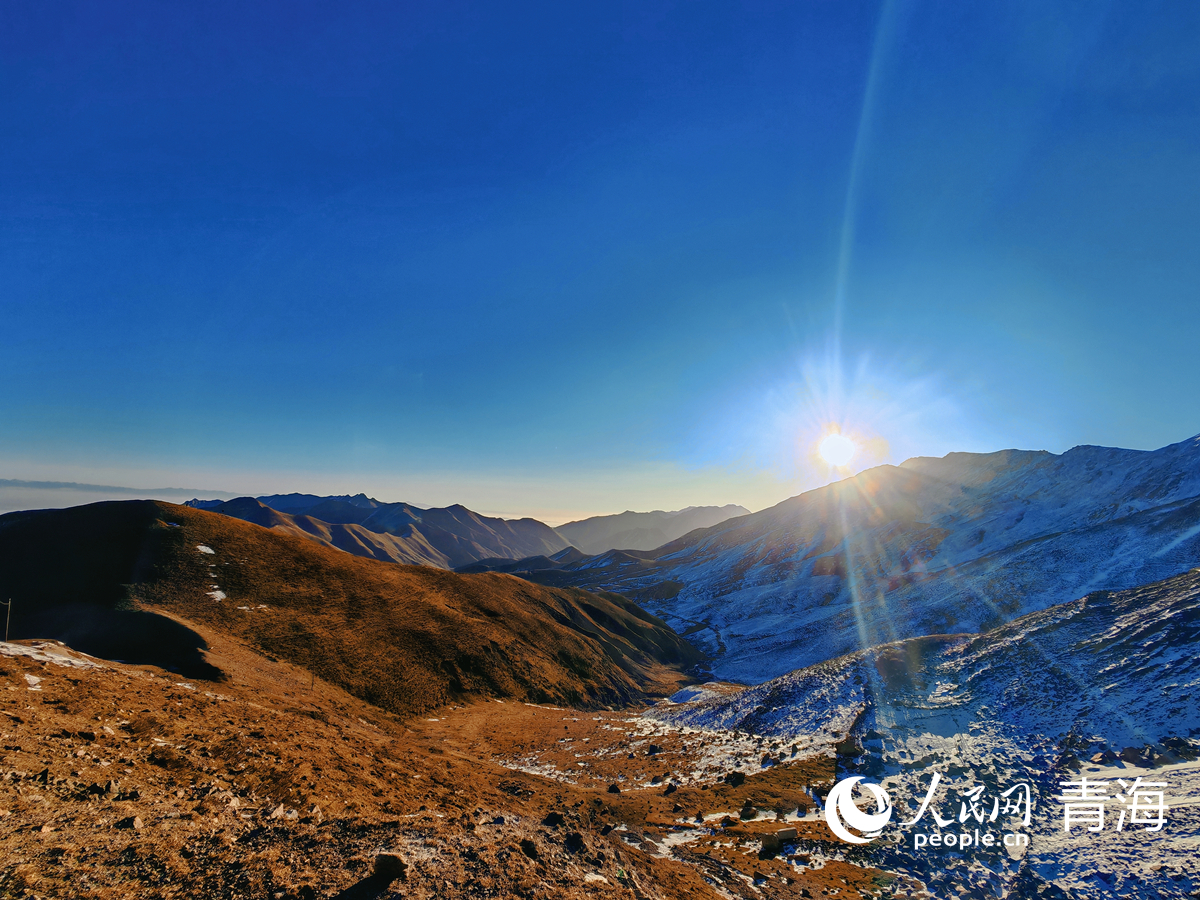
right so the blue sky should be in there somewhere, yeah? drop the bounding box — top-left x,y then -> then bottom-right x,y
2,1 -> 1199,522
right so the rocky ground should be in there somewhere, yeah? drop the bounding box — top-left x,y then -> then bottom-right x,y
0,630 -> 920,900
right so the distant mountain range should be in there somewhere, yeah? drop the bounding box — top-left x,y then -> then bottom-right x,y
556,505 -> 749,554
185,494 -> 748,569
186,494 -> 569,569
469,435 -> 1200,682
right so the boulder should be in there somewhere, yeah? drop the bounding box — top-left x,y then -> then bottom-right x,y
373,852 -> 408,881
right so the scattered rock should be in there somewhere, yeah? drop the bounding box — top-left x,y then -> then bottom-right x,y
600,823 -> 614,836
519,838 -> 539,860
564,832 -> 585,853
607,783 -> 621,794
1058,752 -> 1082,770
542,811 -> 564,827
758,837 -> 780,859
116,816 -> 144,830
724,771 -> 745,787
834,735 -> 861,757
1161,737 -> 1199,761
372,852 -> 408,881
663,783 -> 676,796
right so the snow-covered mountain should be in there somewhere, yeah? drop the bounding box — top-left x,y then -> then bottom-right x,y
483,435 -> 1200,682
648,567 -> 1200,899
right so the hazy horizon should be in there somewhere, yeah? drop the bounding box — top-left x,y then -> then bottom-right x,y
5,427 -> 1198,524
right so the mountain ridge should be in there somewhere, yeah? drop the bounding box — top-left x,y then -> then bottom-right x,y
468,434 -> 1200,682
556,504 -> 750,554
186,494 -> 752,568
0,500 -> 702,717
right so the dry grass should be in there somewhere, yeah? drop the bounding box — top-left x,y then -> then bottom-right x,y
0,630 -> 914,899
0,501 -> 701,720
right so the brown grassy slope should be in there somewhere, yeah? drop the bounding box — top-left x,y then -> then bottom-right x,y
0,629 -> 909,900
0,501 -> 701,719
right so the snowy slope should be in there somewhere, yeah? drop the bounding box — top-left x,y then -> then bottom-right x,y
647,568 -> 1200,899
522,435 -> 1200,681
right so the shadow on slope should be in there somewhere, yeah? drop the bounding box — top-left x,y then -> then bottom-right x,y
0,501 -> 222,679
0,501 -> 702,718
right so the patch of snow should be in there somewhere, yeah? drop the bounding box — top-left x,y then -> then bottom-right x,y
2,640 -> 104,670
667,683 -> 729,704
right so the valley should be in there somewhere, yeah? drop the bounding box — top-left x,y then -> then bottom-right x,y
1,628 -> 906,900
1,436 -> 1198,898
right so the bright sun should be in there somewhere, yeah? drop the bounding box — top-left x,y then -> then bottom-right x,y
818,432 -> 857,467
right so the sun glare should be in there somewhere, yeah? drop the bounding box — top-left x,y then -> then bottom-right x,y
818,432 -> 856,467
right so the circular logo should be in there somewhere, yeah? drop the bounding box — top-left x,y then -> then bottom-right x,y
824,776 -> 893,844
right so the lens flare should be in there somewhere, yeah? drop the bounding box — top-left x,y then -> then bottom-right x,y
819,432 -> 856,467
